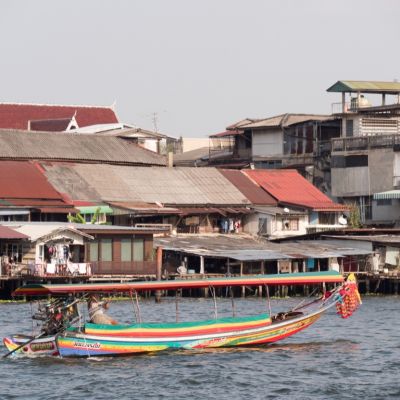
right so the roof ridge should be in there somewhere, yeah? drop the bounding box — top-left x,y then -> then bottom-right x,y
0,102 -> 115,110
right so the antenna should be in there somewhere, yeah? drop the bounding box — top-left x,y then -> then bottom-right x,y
152,112 -> 159,133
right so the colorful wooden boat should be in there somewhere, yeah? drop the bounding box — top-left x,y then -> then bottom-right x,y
3,271 -> 362,358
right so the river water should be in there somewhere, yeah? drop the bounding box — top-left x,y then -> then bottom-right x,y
0,296 -> 399,400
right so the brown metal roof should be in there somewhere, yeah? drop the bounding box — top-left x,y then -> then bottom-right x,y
0,225 -> 29,239
0,130 -> 165,166
0,161 -> 66,200
219,169 -> 277,206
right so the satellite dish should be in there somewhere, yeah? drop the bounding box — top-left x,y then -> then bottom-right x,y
283,208 -> 290,213
338,216 -> 348,225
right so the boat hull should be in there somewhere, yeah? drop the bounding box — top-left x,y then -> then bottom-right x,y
3,335 -> 58,357
57,311 -> 323,357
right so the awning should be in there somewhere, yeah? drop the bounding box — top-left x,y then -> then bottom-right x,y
77,205 -> 114,215
0,209 -> 30,216
373,190 -> 400,200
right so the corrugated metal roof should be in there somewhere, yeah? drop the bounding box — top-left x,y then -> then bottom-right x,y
43,165 -> 250,206
219,169 -> 277,206
0,130 -> 165,166
244,169 -> 346,211
2,221 -> 164,238
233,114 -> 332,130
0,103 -> 118,129
155,234 -> 371,261
327,80 -> 400,94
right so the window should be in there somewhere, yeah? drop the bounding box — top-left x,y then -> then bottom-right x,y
133,238 -> 144,261
318,212 -> 336,225
100,239 -> 112,262
258,218 -> 268,235
89,241 -> 98,262
346,120 -> 354,137
121,238 -> 132,261
377,199 -> 392,206
282,218 -> 299,231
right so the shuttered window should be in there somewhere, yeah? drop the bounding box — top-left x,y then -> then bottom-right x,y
133,238 -> 144,261
121,238 -> 132,261
100,239 -> 112,262
89,241 -> 98,262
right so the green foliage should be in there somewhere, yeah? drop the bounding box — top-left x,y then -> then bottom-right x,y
67,213 -> 86,224
90,207 -> 102,224
348,203 -> 362,228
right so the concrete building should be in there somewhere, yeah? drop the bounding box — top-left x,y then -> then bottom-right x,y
328,80 -> 400,223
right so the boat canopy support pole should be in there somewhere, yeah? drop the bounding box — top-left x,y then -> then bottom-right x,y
230,286 -> 236,318
175,289 -> 181,323
210,286 -> 218,320
155,247 -> 163,303
265,284 -> 272,317
130,290 -> 142,324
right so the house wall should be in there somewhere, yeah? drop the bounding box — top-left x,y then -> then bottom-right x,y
252,129 -> 283,158
331,148 -> 394,197
243,212 -> 308,237
342,115 -> 400,137
242,213 -> 272,235
372,199 -> 400,221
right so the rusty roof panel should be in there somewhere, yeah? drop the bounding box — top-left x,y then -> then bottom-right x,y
0,161 -> 65,200
0,225 -> 29,239
219,169 -> 277,206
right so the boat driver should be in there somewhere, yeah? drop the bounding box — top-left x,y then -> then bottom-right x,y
87,295 -> 119,325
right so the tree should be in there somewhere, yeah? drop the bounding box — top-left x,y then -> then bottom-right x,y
348,203 -> 362,228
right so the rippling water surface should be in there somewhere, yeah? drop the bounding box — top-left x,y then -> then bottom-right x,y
0,296 -> 399,400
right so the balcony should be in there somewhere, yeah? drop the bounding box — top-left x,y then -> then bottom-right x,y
332,134 -> 400,152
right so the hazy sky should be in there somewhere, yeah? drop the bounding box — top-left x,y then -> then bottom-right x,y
1,1 -> 399,137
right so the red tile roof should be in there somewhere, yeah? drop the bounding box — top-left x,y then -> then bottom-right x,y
219,170 -> 277,206
0,226 -> 29,239
244,169 -> 347,211
0,103 -> 118,130
0,161 -> 66,200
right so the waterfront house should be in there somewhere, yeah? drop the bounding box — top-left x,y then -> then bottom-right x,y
0,222 -> 165,277
243,169 -> 348,235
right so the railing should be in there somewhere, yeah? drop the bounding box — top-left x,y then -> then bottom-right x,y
134,223 -> 172,232
331,100 -> 374,114
332,134 -> 400,152
1,262 -> 92,277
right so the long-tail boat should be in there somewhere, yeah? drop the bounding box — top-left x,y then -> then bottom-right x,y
3,271 -> 361,358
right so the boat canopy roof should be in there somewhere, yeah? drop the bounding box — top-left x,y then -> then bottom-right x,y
13,271 -> 343,296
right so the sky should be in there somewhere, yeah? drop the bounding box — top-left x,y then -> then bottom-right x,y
1,0 -> 400,138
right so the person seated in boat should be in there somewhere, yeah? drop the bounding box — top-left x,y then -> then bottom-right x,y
87,295 -> 119,325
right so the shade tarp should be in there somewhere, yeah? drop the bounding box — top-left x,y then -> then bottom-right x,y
13,271 -> 344,296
